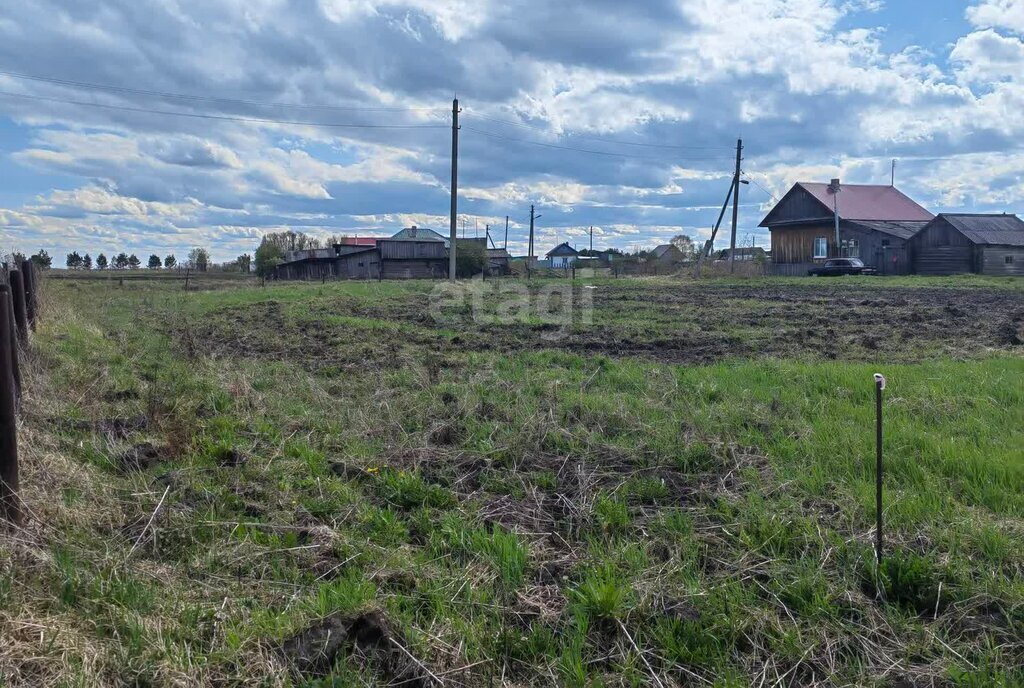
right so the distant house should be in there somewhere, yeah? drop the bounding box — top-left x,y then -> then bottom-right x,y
390,225 -> 450,247
650,244 -> 684,263
909,214 -> 1024,276
759,180 -> 933,275
597,249 -> 620,263
546,242 -> 579,268
486,248 -> 511,275
275,237 -> 448,281
716,247 -> 767,262
277,243 -> 380,280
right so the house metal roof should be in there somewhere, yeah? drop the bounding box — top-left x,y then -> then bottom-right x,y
846,220 -> 931,240
798,182 -> 934,222
940,213 -> 1024,246
651,244 -> 677,258
390,226 -> 449,244
546,242 -> 579,256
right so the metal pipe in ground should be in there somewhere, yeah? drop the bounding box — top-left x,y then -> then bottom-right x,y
0,285 -> 20,525
873,373 -> 886,568
9,270 -> 28,346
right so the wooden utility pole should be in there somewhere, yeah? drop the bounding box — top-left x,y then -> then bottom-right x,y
449,97 -> 460,282
589,225 -> 593,252
693,178 -> 737,278
0,285 -> 19,525
729,138 -> 743,274
528,204 -> 536,279
504,215 -> 509,250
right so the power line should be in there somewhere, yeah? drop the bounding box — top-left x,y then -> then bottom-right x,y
462,125 -> 733,162
463,110 -> 735,151
741,172 -> 779,203
0,69 -> 444,113
0,91 -> 449,129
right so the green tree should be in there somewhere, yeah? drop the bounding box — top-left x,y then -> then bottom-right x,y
148,254 -> 162,269
66,251 -> 83,269
114,252 -> 130,269
164,254 -> 176,269
670,235 -> 695,258
83,253 -> 92,270
188,247 -> 210,272
31,250 -> 52,269
254,240 -> 284,277
455,239 -> 487,278
236,253 -> 252,274
96,253 -> 108,270
128,254 -> 141,270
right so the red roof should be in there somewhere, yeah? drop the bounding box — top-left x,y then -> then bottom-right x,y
798,183 -> 933,222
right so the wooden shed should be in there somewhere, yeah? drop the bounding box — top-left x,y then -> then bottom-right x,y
377,239 -> 448,279
910,214 -> 1024,276
760,181 -> 933,276
275,245 -> 379,280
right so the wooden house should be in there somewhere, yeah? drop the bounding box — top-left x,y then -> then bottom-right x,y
650,244 -> 684,263
546,242 -> 579,268
759,180 -> 933,275
486,248 -> 511,275
909,214 -> 1024,275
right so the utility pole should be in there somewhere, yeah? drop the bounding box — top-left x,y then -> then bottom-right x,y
829,177 -> 841,257
528,204 -> 535,279
448,97 -> 459,281
589,225 -> 593,252
891,159 -> 896,187
504,215 -> 509,250
693,177 -> 736,278
729,137 -> 743,274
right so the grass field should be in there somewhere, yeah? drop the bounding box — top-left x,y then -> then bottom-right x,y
2,274 -> 1023,687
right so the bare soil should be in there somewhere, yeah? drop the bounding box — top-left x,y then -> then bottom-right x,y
188,282 -> 1024,368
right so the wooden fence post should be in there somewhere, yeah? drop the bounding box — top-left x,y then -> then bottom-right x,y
5,287 -> 21,403
9,269 -> 28,346
0,285 -> 20,525
20,260 -> 36,330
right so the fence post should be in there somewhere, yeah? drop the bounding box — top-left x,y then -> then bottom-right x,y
873,373 -> 886,568
5,287 -> 21,404
9,269 -> 28,347
20,260 -> 36,330
0,285 -> 20,525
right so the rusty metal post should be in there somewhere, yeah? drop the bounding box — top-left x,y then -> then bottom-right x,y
9,269 -> 28,346
873,373 -> 886,568
20,260 -> 36,329
0,286 -> 20,525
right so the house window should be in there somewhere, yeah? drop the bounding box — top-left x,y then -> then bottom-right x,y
881,239 -> 890,247
813,237 -> 828,259
1007,255 -> 1015,265
841,239 -> 860,258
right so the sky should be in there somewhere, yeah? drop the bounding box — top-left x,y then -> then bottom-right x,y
0,0 -> 1022,264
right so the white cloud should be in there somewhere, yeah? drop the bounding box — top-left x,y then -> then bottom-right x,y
967,0 -> 1024,34
950,29 -> 1024,82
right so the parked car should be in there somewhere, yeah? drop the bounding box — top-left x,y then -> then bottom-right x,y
808,258 -> 878,276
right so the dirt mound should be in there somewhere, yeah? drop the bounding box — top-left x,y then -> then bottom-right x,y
280,610 -> 431,685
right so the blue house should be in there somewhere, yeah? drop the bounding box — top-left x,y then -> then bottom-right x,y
546,242 -> 579,268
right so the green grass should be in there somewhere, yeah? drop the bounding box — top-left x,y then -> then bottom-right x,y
2,274 -> 1022,686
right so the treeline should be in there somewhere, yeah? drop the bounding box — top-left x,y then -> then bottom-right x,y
60,247 -> 252,273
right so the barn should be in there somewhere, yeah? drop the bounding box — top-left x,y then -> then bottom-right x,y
377,239 -> 448,279
546,242 -> 579,268
760,180 -> 933,276
275,244 -> 380,280
909,214 -> 1024,276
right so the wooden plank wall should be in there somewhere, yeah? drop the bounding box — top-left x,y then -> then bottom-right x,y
980,246 -> 1024,276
